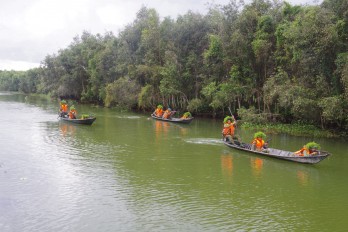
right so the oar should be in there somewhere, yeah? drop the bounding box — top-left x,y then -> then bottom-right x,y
265,138 -> 272,148
228,107 -> 233,116
228,107 -> 236,122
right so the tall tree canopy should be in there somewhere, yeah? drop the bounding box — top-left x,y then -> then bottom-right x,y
1,0 -> 347,130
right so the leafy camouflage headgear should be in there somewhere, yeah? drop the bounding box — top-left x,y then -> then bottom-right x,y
183,112 -> 192,117
223,116 -> 233,123
305,142 -> 321,150
254,131 -> 266,139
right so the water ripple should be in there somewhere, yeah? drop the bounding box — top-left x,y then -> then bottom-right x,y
184,138 -> 223,145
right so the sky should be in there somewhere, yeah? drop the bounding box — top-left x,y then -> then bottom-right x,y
0,0 -> 322,71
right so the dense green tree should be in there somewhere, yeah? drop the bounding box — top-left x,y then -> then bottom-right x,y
19,68 -> 41,94
174,12 -> 212,99
0,71 -> 23,91
105,77 -> 140,108
1,0 -> 348,130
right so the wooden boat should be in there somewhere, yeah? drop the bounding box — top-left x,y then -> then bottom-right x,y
223,140 -> 330,164
151,113 -> 194,124
59,116 -> 96,125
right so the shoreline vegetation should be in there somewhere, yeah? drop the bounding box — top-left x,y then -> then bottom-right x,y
1,0 -> 348,135
240,122 -> 341,139
5,91 -> 345,138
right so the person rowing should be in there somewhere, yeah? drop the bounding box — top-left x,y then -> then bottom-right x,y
59,100 -> 68,118
222,115 -> 236,143
162,108 -> 173,119
153,104 -> 164,117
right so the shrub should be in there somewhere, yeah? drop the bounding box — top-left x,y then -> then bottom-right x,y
237,107 -> 268,124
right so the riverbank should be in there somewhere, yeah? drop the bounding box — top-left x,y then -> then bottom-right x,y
140,109 -> 344,139
15,92 -> 345,139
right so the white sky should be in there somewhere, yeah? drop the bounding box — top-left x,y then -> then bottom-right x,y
0,0 -> 321,71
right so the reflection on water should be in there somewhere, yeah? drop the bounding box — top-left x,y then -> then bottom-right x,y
154,121 -> 189,142
221,155 -> 233,181
59,123 -> 76,136
250,157 -> 263,177
296,170 -> 309,186
153,121 -> 171,152
154,120 -> 170,137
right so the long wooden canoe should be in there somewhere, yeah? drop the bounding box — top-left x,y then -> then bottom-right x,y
59,116 -> 96,125
151,113 -> 194,124
223,140 -> 330,164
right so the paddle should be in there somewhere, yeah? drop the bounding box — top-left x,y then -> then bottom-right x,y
57,111 -> 66,119
228,107 -> 236,126
265,138 -> 272,149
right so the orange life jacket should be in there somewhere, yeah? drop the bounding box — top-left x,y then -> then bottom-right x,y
222,123 -> 235,136
60,104 -> 68,112
252,138 -> 265,149
295,147 -> 312,156
69,109 -> 77,119
155,108 -> 163,117
163,110 -> 171,119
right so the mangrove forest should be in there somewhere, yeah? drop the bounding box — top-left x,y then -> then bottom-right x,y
1,0 -> 348,132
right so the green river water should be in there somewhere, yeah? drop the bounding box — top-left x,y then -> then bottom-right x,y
0,92 -> 347,231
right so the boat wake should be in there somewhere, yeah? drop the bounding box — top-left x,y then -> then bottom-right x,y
184,138 -> 222,146
115,116 -> 142,119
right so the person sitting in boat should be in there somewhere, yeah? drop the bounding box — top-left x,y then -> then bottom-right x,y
222,116 -> 236,143
294,142 -> 320,156
59,100 -> 68,117
162,108 -> 172,119
251,131 -> 268,152
153,104 -> 164,117
68,105 -> 77,119
180,112 -> 192,119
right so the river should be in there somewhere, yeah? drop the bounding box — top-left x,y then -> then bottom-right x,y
0,92 -> 347,231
